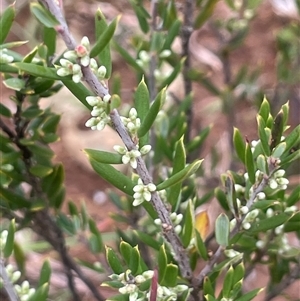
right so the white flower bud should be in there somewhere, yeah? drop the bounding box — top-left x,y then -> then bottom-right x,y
142,270 -> 154,279
159,49 -> 172,58
274,169 -> 285,178
174,224 -> 182,234
139,50 -> 150,63
135,275 -> 146,284
81,36 -> 90,49
97,65 -> 107,79
242,222 -> 251,230
103,94 -> 111,103
276,177 -> 289,185
266,208 -> 274,217
240,206 -> 249,215
129,108 -> 138,119
140,145 -> 151,155
63,50 -> 77,60
86,96 -> 101,106
256,240 -> 265,249
154,218 -> 162,225
257,192 -> 266,200
11,271 -> 21,283
147,183 -> 156,192
269,179 -> 278,189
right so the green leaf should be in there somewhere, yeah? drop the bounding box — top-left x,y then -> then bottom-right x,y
270,110 -> 284,149
222,266 -> 234,298
258,97 -> 270,123
88,219 -> 103,253
215,213 -> 230,247
3,78 -> 26,91
169,136 -> 186,209
245,142 -> 255,184
0,103 -> 12,117
30,2 -> 59,28
129,0 -> 150,33
162,20 -> 181,50
186,125 -> 211,153
13,62 -> 60,80
282,124 -> 300,155
106,246 -> 123,274
134,230 -> 161,251
113,41 -> 144,72
249,213 -> 290,233
135,77 -> 150,147
3,219 -> 15,258
194,0 -> 219,29
84,149 -> 122,164
225,176 -> 238,217
0,3 -> 15,44
28,283 -> 49,301
162,264 -> 178,287
138,88 -> 166,138
90,16 -> 120,58
21,105 -> 43,119
182,199 -> 194,248
29,165 -> 53,178
0,186 -> 31,208
87,158 -> 134,196
120,242 -> 140,275
43,27 -> 56,59
215,187 -> 229,211
203,277 -> 214,296
38,260 -> 51,287
233,127 -> 246,164
95,8 -> 112,78
272,142 -> 286,158
158,244 -> 167,283
156,160 -> 203,191
195,230 -> 208,260
235,288 -> 263,301
286,186 -> 300,206
233,263 -> 244,285
256,154 -> 267,174
257,115 -> 271,156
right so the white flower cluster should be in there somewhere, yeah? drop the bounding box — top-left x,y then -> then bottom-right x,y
268,169 -> 289,190
0,48 -> 14,64
133,178 -> 156,206
1,231 -> 36,300
120,108 -> 141,136
155,212 -> 183,234
56,36 -> 108,83
109,269 -> 154,301
146,284 -> 189,301
114,144 -> 151,169
0,264 -> 35,301
85,94 -> 111,131
110,269 -> 189,301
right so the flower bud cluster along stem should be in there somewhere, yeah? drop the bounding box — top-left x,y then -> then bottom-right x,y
40,0 -> 193,284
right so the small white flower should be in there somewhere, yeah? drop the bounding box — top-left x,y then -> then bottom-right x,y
269,178 -> 278,189
159,49 -> 172,58
142,270 -> 154,279
86,96 -> 102,106
274,169 -> 285,178
132,179 -> 156,206
139,50 -> 150,63
97,65 -> 107,79
140,145 -> 151,155
63,50 -> 77,61
103,94 -> 111,103
276,177 -> 289,185
129,108 -> 138,119
0,49 -> 14,63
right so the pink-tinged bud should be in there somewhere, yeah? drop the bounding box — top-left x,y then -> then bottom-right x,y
75,45 -> 88,57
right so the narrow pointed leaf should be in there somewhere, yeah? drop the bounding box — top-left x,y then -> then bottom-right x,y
156,160 -> 203,191
3,219 -> 15,258
158,244 -> 167,283
182,200 -> 194,248
138,88 -> 166,138
195,230 -> 208,260
87,158 -> 134,196
90,16 -> 120,58
30,2 -> 59,28
162,20 -> 181,49
85,149 -> 122,164
162,264 -> 178,287
222,266 -> 234,298
270,110 -> 284,149
194,0 -> 219,29
95,8 -> 112,78
13,62 -> 60,79
257,115 -> 271,156
233,127 -> 246,164
0,4 -> 15,44
0,103 -> 12,117
245,142 -> 255,184
106,246 -> 123,274
38,260 -> 51,287
258,97 -> 270,123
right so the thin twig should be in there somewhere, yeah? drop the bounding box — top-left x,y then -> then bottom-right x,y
39,0 -> 194,282
0,259 -> 20,301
